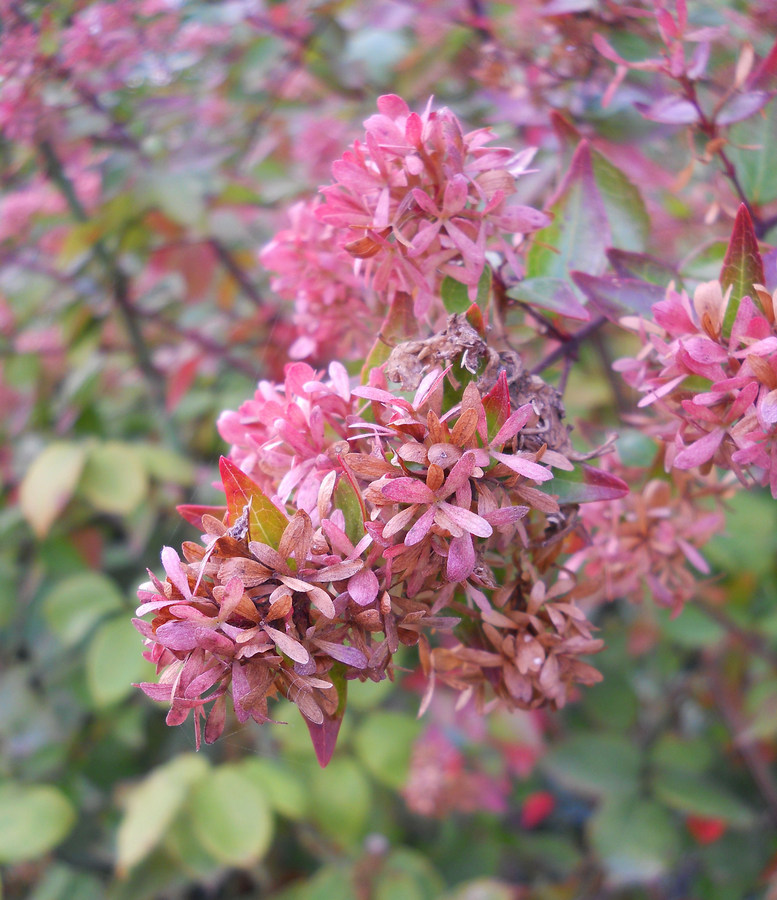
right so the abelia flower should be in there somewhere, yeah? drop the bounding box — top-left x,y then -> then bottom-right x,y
568,455 -> 728,614
317,94 -> 550,316
259,199 -> 383,362
616,280 -> 777,496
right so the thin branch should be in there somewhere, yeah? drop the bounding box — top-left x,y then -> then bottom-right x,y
705,663 -> 777,828
38,140 -> 180,449
208,239 -> 265,311
530,315 -> 608,376
695,598 -> 777,669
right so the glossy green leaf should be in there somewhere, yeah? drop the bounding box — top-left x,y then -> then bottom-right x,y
219,456 -> 287,547
43,571 -> 124,647
189,764 -> 274,867
116,754 -> 209,876
542,733 -> 641,798
441,265 -> 491,314
353,711 -> 423,790
86,614 -> 154,708
19,442 -> 87,538
652,769 -> 756,826
80,442 -> 148,515
721,204 -> 765,334
0,783 -> 76,863
588,797 -> 678,886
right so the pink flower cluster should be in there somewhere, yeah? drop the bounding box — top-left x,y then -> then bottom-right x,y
616,281 -> 777,496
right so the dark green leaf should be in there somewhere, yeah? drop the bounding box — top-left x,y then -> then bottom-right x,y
542,733 -> 641,798
721,204 -> 765,333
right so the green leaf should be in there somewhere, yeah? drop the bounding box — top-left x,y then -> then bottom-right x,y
706,487 -> 777,577
309,756 -> 372,848
571,272 -> 663,322
116,754 -> 209,875
588,797 -> 678,886
650,735 -> 713,775
506,276 -> 589,320
237,758 -> 309,820
607,248 -> 678,286
333,474 -> 365,546
80,442 -> 148,515
540,463 -> 628,504
590,148 -> 650,252
728,98 -> 777,206
374,848 -> 445,900
652,769 -> 756,826
721,204 -> 765,334
657,605 -> 725,649
43,571 -> 124,647
361,291 -> 418,380
441,266 -> 491,315
189,764 -> 274,867
19,442 -> 87,538
0,783 -> 76,863
526,141 -> 610,282
86,614 -> 154,708
218,456 -> 287,547
135,444 -> 195,485
353,711 -> 423,790
542,733 -> 641,798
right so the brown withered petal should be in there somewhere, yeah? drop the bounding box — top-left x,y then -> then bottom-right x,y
201,514 -> 228,536
249,541 -> 290,573
308,559 -> 364,582
450,406 -> 479,446
278,510 -> 313,562
426,463 -> 445,491
355,608 -> 383,630
218,557 -> 272,588
263,625 -> 310,665
343,452 -> 396,477
396,442 -> 429,465
266,591 -> 293,621
427,443 -> 462,469
426,409 -> 447,444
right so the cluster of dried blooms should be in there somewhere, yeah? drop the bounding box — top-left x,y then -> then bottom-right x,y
134,94 -> 737,765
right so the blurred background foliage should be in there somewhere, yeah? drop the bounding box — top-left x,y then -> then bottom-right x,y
2,0 -> 777,897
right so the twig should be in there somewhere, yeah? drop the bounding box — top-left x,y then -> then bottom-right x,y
38,140 -> 180,450
695,598 -> 777,669
705,663 -> 777,828
208,239 -> 265,310
530,315 -> 608,375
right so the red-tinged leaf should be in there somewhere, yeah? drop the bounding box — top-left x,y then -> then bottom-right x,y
571,272 -> 665,322
218,457 -> 287,548
607,249 -> 678,286
593,32 -> 628,65
521,791 -> 556,829
312,639 -> 368,669
465,302 -> 487,336
750,37 -> 777,88
685,815 -> 727,845
361,291 -> 417,382
482,371 -> 511,441
177,503 -> 227,529
635,96 -> 700,124
166,354 -> 202,412
525,142 -> 610,285
305,664 -> 347,767
540,463 -> 629,503
721,204 -> 765,334
715,90 -> 775,125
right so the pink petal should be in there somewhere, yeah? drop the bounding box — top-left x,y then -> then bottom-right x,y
382,477 -> 436,504
348,567 -> 379,606
491,404 -> 533,446
312,639 -> 368,669
446,533 -> 476,583
491,451 -> 553,482
673,428 -> 725,468
438,501 -> 493,538
405,505 -> 437,545
263,625 -> 310,664
161,546 -> 191,599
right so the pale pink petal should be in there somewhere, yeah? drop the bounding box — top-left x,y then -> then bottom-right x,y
446,533 -> 476,582
673,428 -> 725,468
438,500 -> 493,538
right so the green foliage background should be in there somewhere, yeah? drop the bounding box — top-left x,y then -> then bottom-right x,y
2,1 -> 777,898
